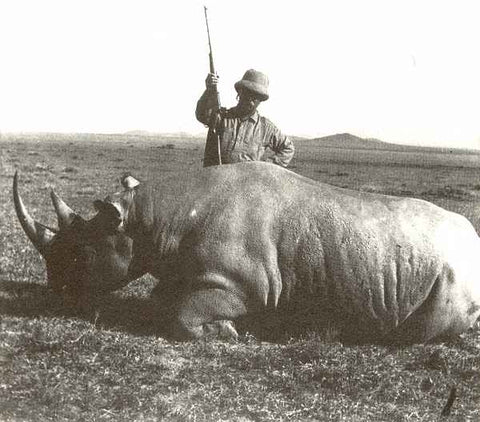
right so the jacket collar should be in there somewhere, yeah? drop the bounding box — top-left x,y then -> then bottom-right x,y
246,110 -> 259,123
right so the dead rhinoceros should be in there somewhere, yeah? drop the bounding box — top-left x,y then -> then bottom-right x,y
13,162 -> 480,343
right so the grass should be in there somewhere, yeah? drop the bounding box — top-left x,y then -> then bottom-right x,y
1,133 -> 480,421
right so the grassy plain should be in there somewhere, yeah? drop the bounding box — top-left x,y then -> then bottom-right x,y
1,132 -> 480,421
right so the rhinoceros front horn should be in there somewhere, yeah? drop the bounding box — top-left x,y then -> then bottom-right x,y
50,189 -> 77,229
13,171 -> 56,257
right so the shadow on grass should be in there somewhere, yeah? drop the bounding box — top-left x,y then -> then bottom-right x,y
0,280 -> 52,318
0,280 -> 393,344
4,280 -> 474,345
0,280 -> 325,343
0,280 -> 169,338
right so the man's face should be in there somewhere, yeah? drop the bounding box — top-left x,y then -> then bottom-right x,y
236,89 -> 261,116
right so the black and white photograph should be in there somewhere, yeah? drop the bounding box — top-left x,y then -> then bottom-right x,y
1,1 -> 479,420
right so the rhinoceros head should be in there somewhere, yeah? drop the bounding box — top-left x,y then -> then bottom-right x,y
13,172 -> 134,304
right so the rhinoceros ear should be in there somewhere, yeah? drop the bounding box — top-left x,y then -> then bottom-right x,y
93,200 -> 123,232
121,175 -> 140,190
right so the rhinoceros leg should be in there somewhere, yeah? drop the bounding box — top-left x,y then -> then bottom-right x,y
173,288 -> 247,340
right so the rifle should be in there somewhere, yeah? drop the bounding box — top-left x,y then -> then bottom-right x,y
203,6 -> 222,166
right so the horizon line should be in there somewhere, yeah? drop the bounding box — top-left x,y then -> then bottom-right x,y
1,130 -> 479,152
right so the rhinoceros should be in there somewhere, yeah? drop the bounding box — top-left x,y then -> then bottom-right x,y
13,162 -> 480,343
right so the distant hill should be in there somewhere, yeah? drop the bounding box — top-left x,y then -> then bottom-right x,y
296,133 -> 479,155
124,130 -> 152,136
309,133 -> 387,149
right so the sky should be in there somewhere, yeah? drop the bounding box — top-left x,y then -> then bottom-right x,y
1,0 -> 479,149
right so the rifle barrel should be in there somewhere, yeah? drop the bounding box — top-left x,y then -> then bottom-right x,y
203,6 -> 222,166
204,6 -> 215,74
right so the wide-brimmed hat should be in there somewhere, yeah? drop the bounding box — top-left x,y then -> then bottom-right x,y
234,69 -> 269,101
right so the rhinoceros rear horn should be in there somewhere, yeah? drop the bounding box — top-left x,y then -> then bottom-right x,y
50,189 -> 77,229
13,171 -> 56,257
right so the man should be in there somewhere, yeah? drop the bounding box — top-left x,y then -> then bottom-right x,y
196,69 -> 295,167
